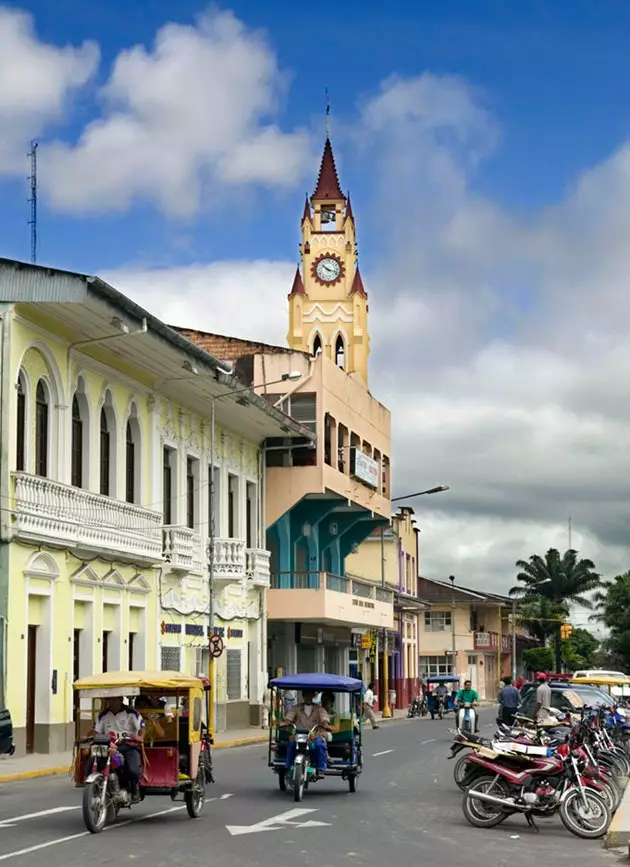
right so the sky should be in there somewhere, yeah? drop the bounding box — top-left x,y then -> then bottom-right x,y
1,1 -> 630,609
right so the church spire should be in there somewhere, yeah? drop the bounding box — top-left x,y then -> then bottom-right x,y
312,138 -> 345,202
288,265 -> 305,297
350,265 -> 367,297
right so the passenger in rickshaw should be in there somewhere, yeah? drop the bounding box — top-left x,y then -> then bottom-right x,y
89,695 -> 145,802
280,689 -> 331,778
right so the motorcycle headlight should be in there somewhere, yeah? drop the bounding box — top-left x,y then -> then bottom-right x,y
91,745 -> 109,758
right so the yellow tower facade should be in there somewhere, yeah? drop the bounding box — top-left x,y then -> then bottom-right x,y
287,138 -> 370,385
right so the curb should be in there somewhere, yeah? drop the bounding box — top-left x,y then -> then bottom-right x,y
604,776 -> 630,849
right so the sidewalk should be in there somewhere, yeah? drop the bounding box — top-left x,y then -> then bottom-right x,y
0,725 -> 271,784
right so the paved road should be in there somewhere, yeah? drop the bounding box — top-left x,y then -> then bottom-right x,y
0,712 -> 620,866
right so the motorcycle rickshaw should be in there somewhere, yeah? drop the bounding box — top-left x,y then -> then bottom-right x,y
268,673 -> 364,801
426,675 -> 460,719
72,670 -> 212,833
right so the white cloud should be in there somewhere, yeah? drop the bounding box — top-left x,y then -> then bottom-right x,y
43,8 -> 311,215
0,6 -> 98,174
104,70 -> 630,596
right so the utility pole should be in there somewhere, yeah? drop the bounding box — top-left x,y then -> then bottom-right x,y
449,575 -> 456,675
380,526 -> 391,718
27,141 -> 38,264
511,599 -> 517,680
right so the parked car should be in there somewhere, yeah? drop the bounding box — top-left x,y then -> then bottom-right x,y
518,682 -> 612,717
0,708 -> 14,756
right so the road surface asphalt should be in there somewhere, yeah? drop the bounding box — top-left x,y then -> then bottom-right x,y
0,710 -> 621,866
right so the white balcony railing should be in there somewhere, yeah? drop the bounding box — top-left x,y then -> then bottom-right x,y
209,538 -> 246,586
246,548 -> 271,588
163,526 -> 204,574
12,472 -> 163,563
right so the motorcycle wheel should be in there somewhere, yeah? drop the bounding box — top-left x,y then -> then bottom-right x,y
462,776 -> 510,828
611,750 -> 630,777
278,770 -> 287,792
82,776 -> 108,834
600,780 -> 621,813
293,762 -> 305,802
559,789 -> 611,839
453,753 -> 471,790
184,766 -> 206,818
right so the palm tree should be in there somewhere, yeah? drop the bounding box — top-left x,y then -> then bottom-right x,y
510,548 -> 601,671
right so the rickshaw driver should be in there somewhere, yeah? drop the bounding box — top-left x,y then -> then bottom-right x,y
90,696 -> 145,802
280,689 -> 332,779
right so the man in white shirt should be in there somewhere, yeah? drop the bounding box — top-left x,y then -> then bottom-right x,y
362,682 -> 380,729
535,673 -> 552,721
92,697 -> 144,800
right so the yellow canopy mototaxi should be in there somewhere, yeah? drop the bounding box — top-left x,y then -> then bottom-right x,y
72,670 -> 212,833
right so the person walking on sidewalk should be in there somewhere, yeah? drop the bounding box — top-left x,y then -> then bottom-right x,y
362,682 -> 380,729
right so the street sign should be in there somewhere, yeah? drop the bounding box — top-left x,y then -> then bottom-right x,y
209,634 -> 224,658
226,807 -> 331,836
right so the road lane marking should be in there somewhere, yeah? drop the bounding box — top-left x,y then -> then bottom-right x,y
420,739 -> 436,745
0,795 -> 230,860
0,806 -> 78,828
227,807 -> 330,836
372,750 -> 394,756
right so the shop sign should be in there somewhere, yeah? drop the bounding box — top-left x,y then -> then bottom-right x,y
350,448 -> 379,489
160,622 -> 182,635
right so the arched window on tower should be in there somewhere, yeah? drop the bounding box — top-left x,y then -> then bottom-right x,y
35,379 -> 49,477
312,334 -> 322,356
335,334 -> 345,370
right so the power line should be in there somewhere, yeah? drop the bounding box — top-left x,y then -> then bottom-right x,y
27,141 -> 38,264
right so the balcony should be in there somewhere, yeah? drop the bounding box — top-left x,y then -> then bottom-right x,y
268,572 -> 394,628
246,548 -> 271,588
208,538 -> 246,588
474,631 -> 512,652
163,526 -> 204,574
12,472 -> 163,564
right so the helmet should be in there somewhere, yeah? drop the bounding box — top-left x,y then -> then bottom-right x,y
536,672 -> 548,681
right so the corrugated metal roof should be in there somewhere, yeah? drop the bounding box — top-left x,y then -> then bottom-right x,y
0,259 -> 88,302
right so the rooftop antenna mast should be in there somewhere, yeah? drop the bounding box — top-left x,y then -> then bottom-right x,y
27,140 -> 38,264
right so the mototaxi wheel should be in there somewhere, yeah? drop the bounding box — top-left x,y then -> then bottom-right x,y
293,761 -> 305,802
453,753 -> 471,790
348,773 -> 358,793
278,770 -> 287,791
184,766 -> 206,818
462,776 -> 511,828
82,776 -> 108,834
559,788 -> 610,839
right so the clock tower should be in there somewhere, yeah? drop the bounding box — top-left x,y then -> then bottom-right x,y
287,137 -> 370,385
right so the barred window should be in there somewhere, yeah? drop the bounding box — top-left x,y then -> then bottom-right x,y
161,646 -> 181,671
226,649 -> 241,701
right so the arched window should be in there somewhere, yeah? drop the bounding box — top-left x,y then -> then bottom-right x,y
335,334 -> 345,369
71,396 -> 83,487
312,334 -> 322,356
16,371 -> 26,471
35,379 -> 49,477
100,408 -> 110,496
125,407 -> 141,504
125,421 -> 135,503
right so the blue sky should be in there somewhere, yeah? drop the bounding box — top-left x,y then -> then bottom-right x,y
3,0 -> 630,273
2,1 -> 630,590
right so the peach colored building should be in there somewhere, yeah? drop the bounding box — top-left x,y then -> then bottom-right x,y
181,137 -> 394,679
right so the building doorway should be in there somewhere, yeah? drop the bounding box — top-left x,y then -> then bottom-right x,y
26,626 -> 37,753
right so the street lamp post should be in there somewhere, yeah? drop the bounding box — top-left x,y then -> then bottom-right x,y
449,575 -> 456,675
379,484 -> 450,720
181,368 -> 302,739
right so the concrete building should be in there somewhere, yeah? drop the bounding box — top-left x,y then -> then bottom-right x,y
180,137 -> 394,680
345,507 -> 426,709
0,258 -> 312,753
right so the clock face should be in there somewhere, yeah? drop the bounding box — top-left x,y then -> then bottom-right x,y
315,257 -> 341,283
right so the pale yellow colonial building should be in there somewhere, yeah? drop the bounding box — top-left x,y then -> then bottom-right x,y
345,507 -> 424,709
0,259 -> 312,754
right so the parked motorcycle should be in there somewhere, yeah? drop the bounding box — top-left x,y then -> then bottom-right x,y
408,695 -> 427,718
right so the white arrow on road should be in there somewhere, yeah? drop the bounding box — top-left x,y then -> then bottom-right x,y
226,807 -> 330,836
0,806 -> 78,829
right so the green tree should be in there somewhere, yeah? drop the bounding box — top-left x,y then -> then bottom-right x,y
523,646 -> 554,674
561,626 -> 599,668
510,548 -> 602,672
593,570 -> 630,671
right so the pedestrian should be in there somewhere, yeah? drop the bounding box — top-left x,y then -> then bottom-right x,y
534,673 -> 552,721
362,682 -> 380,729
497,675 -> 520,726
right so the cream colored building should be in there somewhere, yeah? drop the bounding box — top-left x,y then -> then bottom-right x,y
0,258 -> 312,753
345,507 -> 425,708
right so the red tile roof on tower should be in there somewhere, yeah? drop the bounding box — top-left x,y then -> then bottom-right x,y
288,265 -> 305,297
350,266 -> 367,297
312,138 -> 345,202
344,192 -> 355,224
301,195 -> 312,223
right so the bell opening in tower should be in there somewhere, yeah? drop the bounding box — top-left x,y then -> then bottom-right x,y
335,334 -> 345,369
319,206 -> 337,231
312,334 -> 322,356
